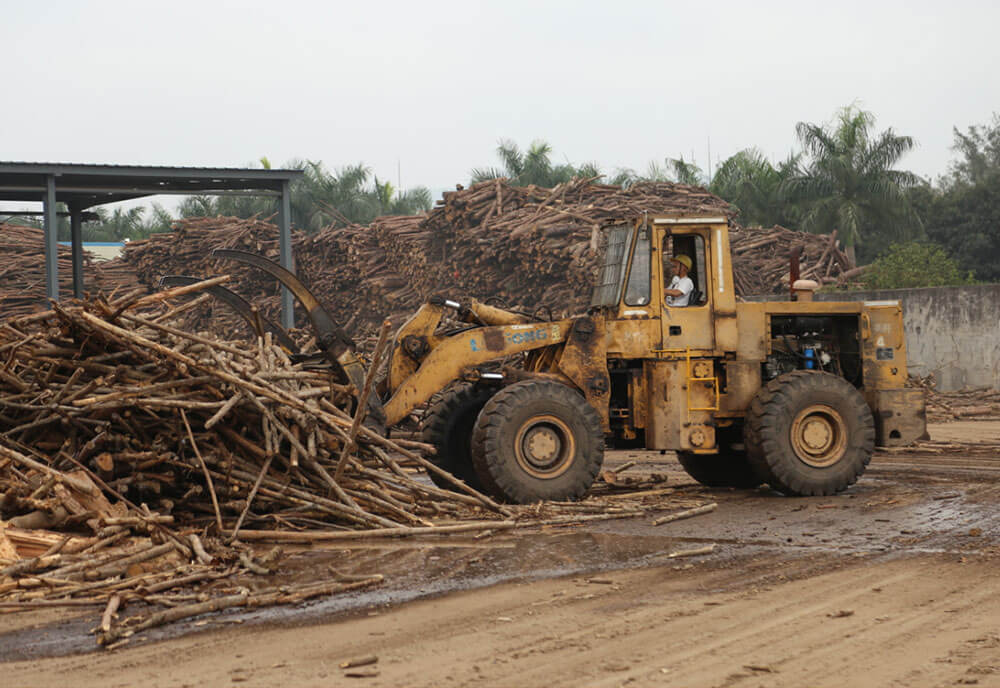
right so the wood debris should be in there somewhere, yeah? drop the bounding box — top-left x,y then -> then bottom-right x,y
106,179 -> 859,341
652,502 -> 718,526
0,283 -> 509,646
908,375 -> 1000,422
666,544 -> 717,558
0,223 -> 139,319
730,225 -> 859,294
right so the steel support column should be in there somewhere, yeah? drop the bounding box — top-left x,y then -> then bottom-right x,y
70,206 -> 84,298
278,179 -> 294,329
43,175 -> 59,301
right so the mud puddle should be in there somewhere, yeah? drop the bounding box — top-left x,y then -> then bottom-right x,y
5,440 -> 1000,662
0,530 -> 714,661
4,481 -> 998,662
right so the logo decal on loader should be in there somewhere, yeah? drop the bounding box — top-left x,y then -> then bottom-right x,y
469,325 -> 559,352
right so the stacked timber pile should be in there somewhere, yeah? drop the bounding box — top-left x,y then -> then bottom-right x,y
111,180 -> 859,340
0,286 -> 507,533
114,216 -> 300,340
908,375 -> 1000,422
115,216 -> 404,338
0,223 -> 140,319
730,226 -> 858,294
297,220 -> 417,336
0,283 -> 508,647
407,178 -> 736,315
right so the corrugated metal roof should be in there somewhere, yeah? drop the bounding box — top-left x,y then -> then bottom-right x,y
0,161 -> 303,208
0,161 -> 302,176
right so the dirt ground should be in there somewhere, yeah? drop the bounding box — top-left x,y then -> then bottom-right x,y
3,420 -> 1000,688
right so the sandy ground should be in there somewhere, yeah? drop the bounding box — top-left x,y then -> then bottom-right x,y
3,420 -> 1000,688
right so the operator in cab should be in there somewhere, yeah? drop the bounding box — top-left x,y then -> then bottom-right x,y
664,254 -> 694,307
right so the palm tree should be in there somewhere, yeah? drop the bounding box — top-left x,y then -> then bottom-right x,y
783,106 -> 921,262
291,160 -> 373,230
609,156 -> 706,188
81,204 -> 173,241
382,183 -> 432,216
471,139 -> 597,187
174,160 -> 431,231
710,148 -> 800,227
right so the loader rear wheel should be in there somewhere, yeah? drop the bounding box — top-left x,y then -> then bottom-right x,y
471,380 -> 604,503
676,425 -> 762,488
421,384 -> 496,492
744,370 -> 875,496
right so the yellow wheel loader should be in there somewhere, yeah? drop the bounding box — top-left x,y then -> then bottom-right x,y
206,215 -> 925,503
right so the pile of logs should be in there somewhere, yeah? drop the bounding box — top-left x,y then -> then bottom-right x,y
407,178 -> 738,318
106,179 -> 862,341
0,282 -> 509,646
0,223 -> 139,319
115,216 -> 299,340
730,226 -> 860,294
908,375 -> 1000,422
0,518 -> 384,648
0,283 -> 506,535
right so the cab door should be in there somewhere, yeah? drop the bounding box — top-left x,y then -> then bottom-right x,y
657,227 -> 715,352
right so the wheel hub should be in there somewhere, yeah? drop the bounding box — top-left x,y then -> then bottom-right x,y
791,404 -> 847,467
514,415 -> 575,479
801,418 -> 833,452
524,426 -> 561,464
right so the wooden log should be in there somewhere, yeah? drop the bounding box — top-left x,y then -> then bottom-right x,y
335,319 -> 392,480
652,502 -> 718,526
229,509 -> 652,542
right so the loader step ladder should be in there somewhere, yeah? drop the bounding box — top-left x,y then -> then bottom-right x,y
651,348 -> 720,414
685,349 -> 719,412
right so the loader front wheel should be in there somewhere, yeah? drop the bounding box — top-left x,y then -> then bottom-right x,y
676,425 -> 762,488
744,370 -> 875,496
421,384 -> 496,492
471,380 -> 604,503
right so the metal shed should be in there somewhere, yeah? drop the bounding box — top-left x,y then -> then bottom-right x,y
0,161 -> 304,327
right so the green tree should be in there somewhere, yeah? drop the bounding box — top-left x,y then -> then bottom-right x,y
176,159 -> 432,231
666,156 -> 706,186
373,178 -> 433,216
912,113 -> 1000,282
81,204 -> 173,241
947,113 -> 1000,186
862,242 -> 974,289
610,156 -> 706,188
783,106 -> 922,263
471,139 -> 599,187
709,148 -> 800,227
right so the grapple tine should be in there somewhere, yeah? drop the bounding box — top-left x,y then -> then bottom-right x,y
211,249 -> 355,357
211,249 -> 387,431
158,275 -> 300,353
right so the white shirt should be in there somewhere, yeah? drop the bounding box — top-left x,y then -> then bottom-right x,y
666,275 -> 694,307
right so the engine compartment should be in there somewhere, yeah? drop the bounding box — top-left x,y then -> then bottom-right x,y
766,315 -> 862,386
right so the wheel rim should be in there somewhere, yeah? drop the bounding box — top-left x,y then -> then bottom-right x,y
514,415 -> 575,479
790,404 -> 847,467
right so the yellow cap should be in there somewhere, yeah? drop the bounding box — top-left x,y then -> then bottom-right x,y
671,255 -> 693,271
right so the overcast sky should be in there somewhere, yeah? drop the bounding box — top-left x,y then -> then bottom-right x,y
3,0 -> 998,208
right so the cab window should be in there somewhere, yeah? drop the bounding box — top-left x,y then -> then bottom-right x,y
663,233 -> 707,306
624,226 -> 651,306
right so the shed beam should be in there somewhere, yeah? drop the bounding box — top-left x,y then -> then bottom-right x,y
278,179 -> 294,329
0,185 -> 281,197
70,207 -> 84,298
44,175 -> 59,301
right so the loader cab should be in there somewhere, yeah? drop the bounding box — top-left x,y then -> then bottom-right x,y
593,215 -> 737,356
662,233 -> 708,308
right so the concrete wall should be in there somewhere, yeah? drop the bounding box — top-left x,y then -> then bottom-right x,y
756,285 -> 1000,391
58,241 -> 124,262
